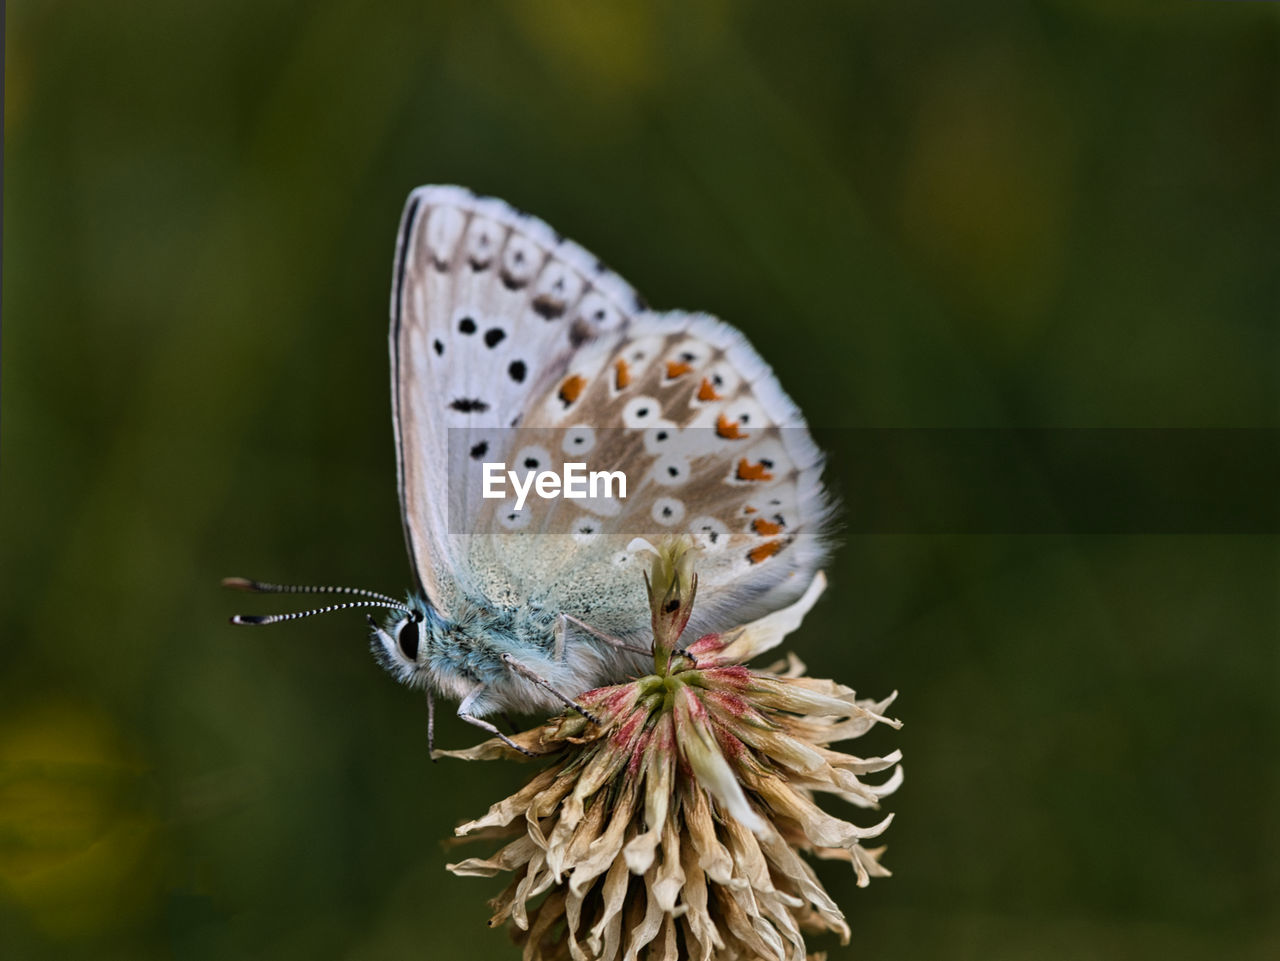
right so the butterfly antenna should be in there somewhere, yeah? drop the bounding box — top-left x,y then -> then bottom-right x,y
222,577 -> 404,608
228,599 -> 411,626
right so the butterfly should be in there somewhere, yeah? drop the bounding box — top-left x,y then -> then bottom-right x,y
227,186 -> 832,752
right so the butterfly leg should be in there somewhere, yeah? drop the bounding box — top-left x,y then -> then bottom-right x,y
426,688 -> 437,761
559,613 -> 699,666
457,686 -> 541,757
558,613 -> 650,657
500,653 -> 601,725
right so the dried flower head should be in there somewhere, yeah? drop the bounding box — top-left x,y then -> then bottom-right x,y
440,540 -> 902,961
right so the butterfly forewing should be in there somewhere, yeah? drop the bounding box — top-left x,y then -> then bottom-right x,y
391,186 -> 830,641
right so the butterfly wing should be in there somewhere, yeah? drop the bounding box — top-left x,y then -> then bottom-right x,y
391,186 -> 830,639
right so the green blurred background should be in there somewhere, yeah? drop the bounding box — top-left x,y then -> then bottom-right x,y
3,2 -> 1277,959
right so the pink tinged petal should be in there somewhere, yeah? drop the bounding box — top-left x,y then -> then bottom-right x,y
624,713 -> 675,874
714,571 -> 826,664
684,632 -> 726,660
673,687 -> 767,835
724,721 -> 830,777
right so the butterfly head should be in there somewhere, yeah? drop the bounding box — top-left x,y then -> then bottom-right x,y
223,577 -> 440,686
368,595 -> 441,685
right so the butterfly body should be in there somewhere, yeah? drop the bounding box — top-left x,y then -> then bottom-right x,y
369,587 -> 645,717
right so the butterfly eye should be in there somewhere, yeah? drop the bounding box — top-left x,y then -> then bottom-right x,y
397,619 -> 421,662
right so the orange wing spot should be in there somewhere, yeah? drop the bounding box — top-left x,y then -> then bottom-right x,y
736,458 -> 773,482
717,414 -> 747,440
747,540 -> 783,564
558,374 -> 586,406
614,359 -> 631,390
752,517 -> 784,536
666,360 -> 693,379
697,378 -> 722,402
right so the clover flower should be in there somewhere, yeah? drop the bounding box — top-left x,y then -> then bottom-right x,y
440,541 -> 902,961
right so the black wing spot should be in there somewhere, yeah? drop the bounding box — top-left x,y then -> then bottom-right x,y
470,441 -> 489,460
508,360 -> 527,383
568,318 -> 592,347
451,397 -> 489,413
533,299 -> 565,319
484,327 -> 506,348
459,317 -> 477,334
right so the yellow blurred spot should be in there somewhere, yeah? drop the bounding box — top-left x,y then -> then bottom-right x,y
900,42 -> 1076,335
0,703 -> 161,939
502,0 -> 663,95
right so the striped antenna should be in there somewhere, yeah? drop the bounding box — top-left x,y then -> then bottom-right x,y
222,577 -> 410,626
222,577 -> 404,608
